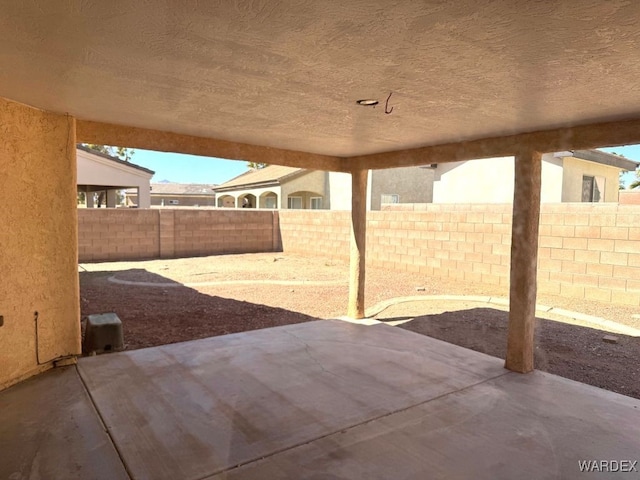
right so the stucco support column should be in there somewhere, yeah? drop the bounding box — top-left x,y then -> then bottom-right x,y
505,149 -> 542,373
106,189 -> 117,208
86,188 -> 94,208
348,168 -> 368,319
138,185 -> 151,209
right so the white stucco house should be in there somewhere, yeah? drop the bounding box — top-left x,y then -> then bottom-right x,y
77,146 -> 154,208
330,149 -> 637,209
213,165 -> 328,209
213,150 -> 636,211
214,165 -> 434,210
431,150 -> 637,204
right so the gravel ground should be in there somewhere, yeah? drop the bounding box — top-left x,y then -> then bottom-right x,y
80,252 -> 640,399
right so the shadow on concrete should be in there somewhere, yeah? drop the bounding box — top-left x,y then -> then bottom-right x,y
79,269 -> 320,351
389,307 -> 640,399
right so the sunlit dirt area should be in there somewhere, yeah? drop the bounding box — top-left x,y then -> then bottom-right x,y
80,253 -> 640,398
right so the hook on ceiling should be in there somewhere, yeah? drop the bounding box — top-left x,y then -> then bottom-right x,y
384,92 -> 394,114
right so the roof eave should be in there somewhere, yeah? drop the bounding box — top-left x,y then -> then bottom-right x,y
569,149 -> 639,171
213,179 -> 281,192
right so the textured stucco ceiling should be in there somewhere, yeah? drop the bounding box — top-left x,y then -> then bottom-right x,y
1,1 -> 640,157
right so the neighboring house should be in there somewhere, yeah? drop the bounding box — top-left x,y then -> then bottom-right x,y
333,150 -> 637,208
213,166 -> 328,209
77,146 -> 154,208
213,150 -> 637,211
431,150 -> 638,204
327,167 -> 434,210
125,182 -> 217,207
213,165 -> 433,210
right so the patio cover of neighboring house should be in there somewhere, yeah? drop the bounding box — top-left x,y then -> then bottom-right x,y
125,182 -> 216,208
5,1 -> 640,389
77,145 -> 153,208
213,165 -> 327,209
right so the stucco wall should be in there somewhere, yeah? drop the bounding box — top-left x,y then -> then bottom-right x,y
77,148 -> 152,208
0,97 -> 80,390
281,170 -> 326,209
327,172 -> 352,210
561,156 -> 620,202
326,170 -> 373,211
370,166 -> 434,210
432,155 -> 564,203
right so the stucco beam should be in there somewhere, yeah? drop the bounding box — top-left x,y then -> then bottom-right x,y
346,117 -> 640,170
76,120 -> 349,173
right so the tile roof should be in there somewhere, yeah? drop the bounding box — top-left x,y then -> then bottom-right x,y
150,183 -> 216,195
214,165 -> 304,190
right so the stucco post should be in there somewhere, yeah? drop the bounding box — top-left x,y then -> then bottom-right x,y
138,185 -> 151,208
106,189 -> 117,208
505,149 -> 542,373
348,168 -> 368,319
86,187 -> 94,208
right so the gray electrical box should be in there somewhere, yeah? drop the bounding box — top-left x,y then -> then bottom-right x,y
84,313 -> 124,354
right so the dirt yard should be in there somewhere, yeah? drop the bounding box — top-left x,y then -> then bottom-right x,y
79,253 -> 640,399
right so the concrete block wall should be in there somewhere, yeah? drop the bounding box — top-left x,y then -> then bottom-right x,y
78,209 -> 276,262
78,204 -> 640,307
78,209 -> 160,262
620,191 -> 640,205
173,210 -> 274,256
278,204 -> 640,307
535,204 -> 640,306
278,210 -> 351,260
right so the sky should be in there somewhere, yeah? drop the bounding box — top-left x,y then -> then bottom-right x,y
123,144 -> 640,187
129,148 -> 250,185
600,145 -> 640,187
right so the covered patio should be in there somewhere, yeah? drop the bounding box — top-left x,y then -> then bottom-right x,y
3,320 -> 639,479
2,1 -> 640,478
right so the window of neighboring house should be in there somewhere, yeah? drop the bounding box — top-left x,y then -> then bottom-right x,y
264,196 -> 277,209
310,197 -> 322,209
169,199 -> 180,205
582,176 -> 605,202
287,196 -> 302,209
381,194 -> 400,204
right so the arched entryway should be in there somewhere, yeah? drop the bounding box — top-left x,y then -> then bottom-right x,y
217,195 -> 236,208
238,193 -> 257,208
258,191 -> 278,209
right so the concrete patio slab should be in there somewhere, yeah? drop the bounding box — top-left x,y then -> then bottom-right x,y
0,367 -> 128,480
77,320 -> 507,480
3,319 -> 639,480
214,371 -> 640,480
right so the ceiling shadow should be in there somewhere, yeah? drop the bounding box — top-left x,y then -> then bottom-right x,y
80,269 -> 319,351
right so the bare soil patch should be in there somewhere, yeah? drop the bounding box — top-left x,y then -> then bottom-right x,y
80,253 -> 640,399
375,302 -> 640,399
